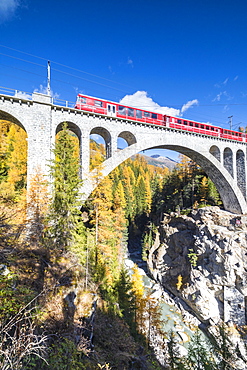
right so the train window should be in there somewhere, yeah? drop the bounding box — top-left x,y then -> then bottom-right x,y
78,97 -> 86,103
144,111 -> 151,117
206,126 -> 209,130
211,127 -> 214,131
128,108 -> 134,117
152,113 -> 157,119
201,125 -> 204,129
183,121 -> 187,125
195,123 -> 199,128
94,100 -> 103,107
136,110 -> 142,118
118,106 -> 126,114
178,119 -> 182,124
189,122 -> 193,126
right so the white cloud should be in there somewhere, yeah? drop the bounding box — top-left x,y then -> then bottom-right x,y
213,92 -> 223,102
34,84 -> 59,99
0,0 -> 20,22
181,99 -> 198,114
234,75 -> 238,81
214,77 -> 230,88
14,90 -> 32,99
223,78 -> 229,85
127,58 -> 134,67
119,91 -> 198,117
212,90 -> 233,102
119,91 -> 180,116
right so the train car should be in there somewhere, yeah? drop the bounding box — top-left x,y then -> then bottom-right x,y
221,128 -> 246,142
75,94 -> 164,125
75,94 -> 107,115
75,93 -> 246,143
167,116 -> 221,137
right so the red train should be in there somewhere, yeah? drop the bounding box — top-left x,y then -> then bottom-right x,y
75,93 -> 246,142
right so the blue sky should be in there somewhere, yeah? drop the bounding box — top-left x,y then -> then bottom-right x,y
1,0 -> 247,159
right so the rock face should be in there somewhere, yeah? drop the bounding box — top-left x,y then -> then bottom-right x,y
148,207 -> 247,327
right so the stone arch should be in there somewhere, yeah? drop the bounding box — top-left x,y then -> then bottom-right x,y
210,145 -> 220,162
158,145 -> 245,214
0,109 -> 28,195
56,121 -> 82,142
236,149 -> 246,198
0,110 -> 26,132
56,121 -> 82,176
223,147 -> 233,177
90,126 -> 111,159
118,131 -> 137,146
82,140 -> 247,214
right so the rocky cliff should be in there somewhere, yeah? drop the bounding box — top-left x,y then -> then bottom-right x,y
147,206 -> 247,364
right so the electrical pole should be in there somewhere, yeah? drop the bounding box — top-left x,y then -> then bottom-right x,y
228,115 -> 233,130
47,60 -> 51,96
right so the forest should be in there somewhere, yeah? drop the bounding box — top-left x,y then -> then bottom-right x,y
1,120 -> 239,370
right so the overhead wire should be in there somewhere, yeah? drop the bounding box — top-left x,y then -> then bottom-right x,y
1,44 -> 247,127
51,67 -> 133,93
0,44 -> 133,88
0,52 -> 44,68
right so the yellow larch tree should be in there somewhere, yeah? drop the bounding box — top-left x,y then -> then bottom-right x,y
199,176 -> 208,205
144,174 -> 152,215
90,140 -> 105,170
26,168 -> 49,244
6,124 -> 27,192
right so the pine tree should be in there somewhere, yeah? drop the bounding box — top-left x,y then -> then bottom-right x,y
207,178 -> 222,206
135,175 -> 146,214
45,122 -> 82,251
115,268 -> 135,326
186,329 -> 216,370
167,330 -> 187,370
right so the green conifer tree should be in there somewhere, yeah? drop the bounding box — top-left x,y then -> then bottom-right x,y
45,122 -> 82,251
167,330 -> 187,370
114,268 -> 135,328
186,329 -> 216,370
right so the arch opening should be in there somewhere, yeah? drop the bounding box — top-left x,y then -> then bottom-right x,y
236,149 -> 246,198
56,122 -> 81,175
118,131 -> 137,148
0,114 -> 27,203
90,127 -> 111,170
223,147 -> 233,177
0,110 -> 26,132
210,145 -> 220,162
86,142 -> 246,214
56,121 -> 81,141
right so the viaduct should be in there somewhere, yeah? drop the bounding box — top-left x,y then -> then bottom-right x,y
0,90 -> 247,214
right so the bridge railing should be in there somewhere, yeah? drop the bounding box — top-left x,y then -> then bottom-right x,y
0,86 -> 76,108
0,86 -> 32,100
51,97 -> 75,109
